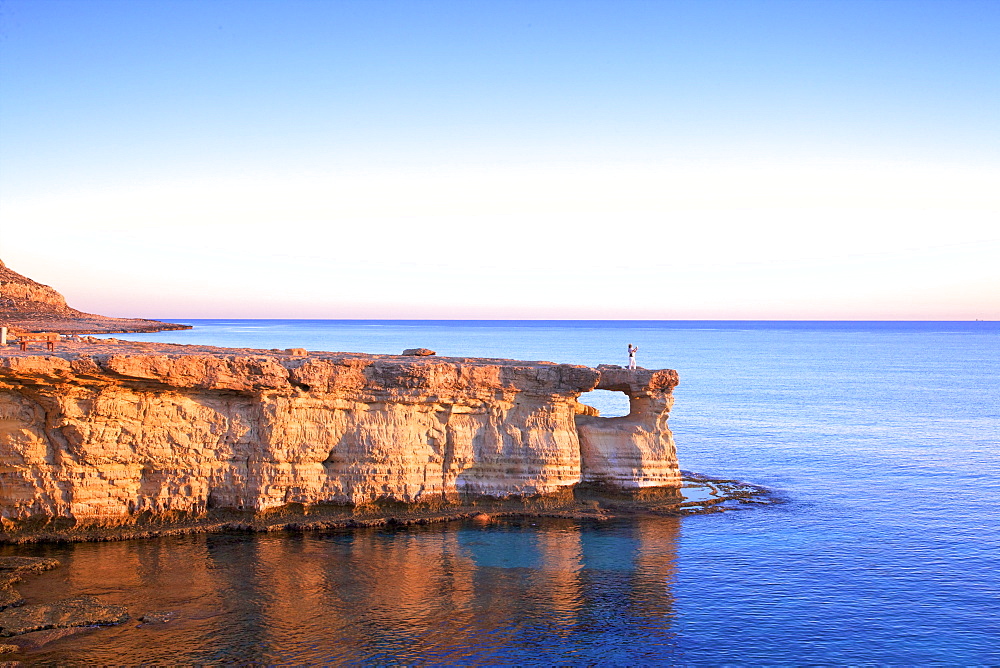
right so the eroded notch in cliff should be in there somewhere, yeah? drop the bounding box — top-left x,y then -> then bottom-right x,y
573,364 -> 681,489
290,380 -> 311,393
577,389 -> 631,418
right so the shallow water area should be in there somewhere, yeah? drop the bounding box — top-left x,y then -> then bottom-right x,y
3,319 -> 997,664
679,484 -> 717,504
5,517 -> 694,664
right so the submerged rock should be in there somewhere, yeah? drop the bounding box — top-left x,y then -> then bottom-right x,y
0,558 -> 59,575
0,588 -> 22,612
2,626 -> 94,652
138,610 -> 175,624
0,595 -> 129,637
0,585 -> 24,610
0,558 -> 59,612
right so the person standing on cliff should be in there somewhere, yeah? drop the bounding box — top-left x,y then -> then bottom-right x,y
628,343 -> 638,370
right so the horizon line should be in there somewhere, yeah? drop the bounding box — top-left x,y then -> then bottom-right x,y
147,317 -> 997,323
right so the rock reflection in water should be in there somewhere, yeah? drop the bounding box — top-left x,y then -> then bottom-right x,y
7,517 -> 679,664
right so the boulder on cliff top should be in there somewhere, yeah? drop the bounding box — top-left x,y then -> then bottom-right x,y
402,348 -> 436,356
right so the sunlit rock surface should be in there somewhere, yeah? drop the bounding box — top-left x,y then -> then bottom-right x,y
0,344 -> 679,532
575,365 -> 681,488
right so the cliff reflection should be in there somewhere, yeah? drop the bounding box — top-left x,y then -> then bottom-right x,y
9,516 -> 679,664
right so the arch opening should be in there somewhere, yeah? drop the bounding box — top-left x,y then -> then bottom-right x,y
577,389 -> 630,418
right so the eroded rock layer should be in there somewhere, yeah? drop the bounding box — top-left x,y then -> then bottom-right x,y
0,346 -> 679,531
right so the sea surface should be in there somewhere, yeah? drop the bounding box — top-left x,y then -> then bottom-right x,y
5,320 -> 999,664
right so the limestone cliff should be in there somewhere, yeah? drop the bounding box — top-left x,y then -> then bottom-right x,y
0,344 -> 679,533
577,365 -> 681,488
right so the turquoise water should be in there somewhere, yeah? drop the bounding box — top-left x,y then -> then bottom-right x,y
6,320 -> 999,664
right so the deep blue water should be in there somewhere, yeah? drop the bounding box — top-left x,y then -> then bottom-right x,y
6,320 -> 999,664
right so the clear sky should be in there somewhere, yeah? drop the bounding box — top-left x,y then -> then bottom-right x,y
1,0 -> 997,320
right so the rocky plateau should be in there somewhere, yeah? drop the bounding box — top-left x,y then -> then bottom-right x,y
0,340 -> 682,541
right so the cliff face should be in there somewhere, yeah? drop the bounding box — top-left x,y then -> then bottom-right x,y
0,346 -> 679,530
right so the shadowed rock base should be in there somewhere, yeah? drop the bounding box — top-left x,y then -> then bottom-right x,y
0,474 -> 777,544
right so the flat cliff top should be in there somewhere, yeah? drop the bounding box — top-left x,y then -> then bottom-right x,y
0,338 -> 564,365
0,339 -> 678,395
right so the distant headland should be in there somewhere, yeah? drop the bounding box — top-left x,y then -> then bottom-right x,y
0,259 -> 190,334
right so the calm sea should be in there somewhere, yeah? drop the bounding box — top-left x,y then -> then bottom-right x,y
5,320 -> 999,664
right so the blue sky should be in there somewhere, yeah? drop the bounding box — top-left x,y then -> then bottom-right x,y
1,0 -> 997,319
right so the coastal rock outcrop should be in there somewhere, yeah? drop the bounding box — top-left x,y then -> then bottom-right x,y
576,365 -> 681,488
0,264 -> 69,313
0,259 -> 189,334
0,344 -> 679,534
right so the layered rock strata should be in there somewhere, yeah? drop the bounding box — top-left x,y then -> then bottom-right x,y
0,344 -> 679,532
577,365 -> 681,488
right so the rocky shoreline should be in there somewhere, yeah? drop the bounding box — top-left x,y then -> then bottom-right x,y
0,475 -> 778,659
0,556 -> 132,657
0,474 -> 776,545
1,315 -> 191,336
